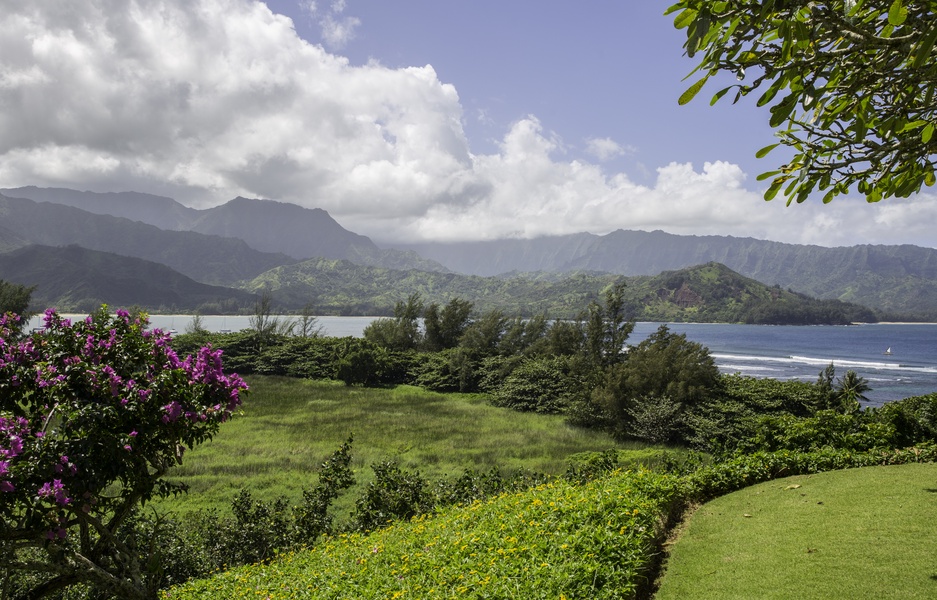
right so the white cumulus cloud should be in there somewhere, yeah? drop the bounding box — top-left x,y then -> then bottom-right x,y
584,137 -> 632,161
0,0 -> 934,249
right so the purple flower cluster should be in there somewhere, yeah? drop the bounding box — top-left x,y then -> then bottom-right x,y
0,306 -> 248,542
38,479 -> 70,506
0,415 -> 28,493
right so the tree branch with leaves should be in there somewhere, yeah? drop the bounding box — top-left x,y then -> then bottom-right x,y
669,0 -> 937,204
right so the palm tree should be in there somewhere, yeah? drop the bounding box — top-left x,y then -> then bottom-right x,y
834,370 -> 871,413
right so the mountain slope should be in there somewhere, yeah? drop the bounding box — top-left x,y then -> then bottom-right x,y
0,245 -> 257,313
1,186 -> 198,230
5,187 -> 447,271
244,258 -> 874,324
392,230 -> 937,318
190,196 -> 378,260
0,194 -> 295,286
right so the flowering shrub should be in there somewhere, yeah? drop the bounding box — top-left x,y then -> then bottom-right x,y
0,306 -> 247,599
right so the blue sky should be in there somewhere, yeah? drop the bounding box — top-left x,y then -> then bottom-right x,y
270,1 -> 774,183
0,1 -> 934,248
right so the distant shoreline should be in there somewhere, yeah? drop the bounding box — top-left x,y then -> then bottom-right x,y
872,321 -> 937,325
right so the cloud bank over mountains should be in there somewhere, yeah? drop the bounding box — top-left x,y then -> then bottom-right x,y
0,0 -> 934,248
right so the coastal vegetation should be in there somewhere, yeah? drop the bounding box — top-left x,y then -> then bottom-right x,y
3,278 -> 937,599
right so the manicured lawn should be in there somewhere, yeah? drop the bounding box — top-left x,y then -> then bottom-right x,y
162,375 -> 678,514
655,463 -> 937,600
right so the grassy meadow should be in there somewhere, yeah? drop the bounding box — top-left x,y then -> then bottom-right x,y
163,375 -> 678,515
656,463 -> 937,600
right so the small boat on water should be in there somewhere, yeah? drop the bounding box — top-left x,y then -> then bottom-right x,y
884,347 -> 893,355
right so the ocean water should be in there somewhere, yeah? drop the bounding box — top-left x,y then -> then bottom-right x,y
30,315 -> 937,406
628,322 -> 937,407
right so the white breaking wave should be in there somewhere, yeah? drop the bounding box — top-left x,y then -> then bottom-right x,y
712,353 -> 937,375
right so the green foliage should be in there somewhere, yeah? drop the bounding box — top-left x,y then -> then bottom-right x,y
0,307 -> 247,599
870,392 -> 937,448
0,279 -> 34,329
668,0 -> 937,204
684,445 -> 937,504
743,410 -> 898,453
363,293 -> 424,351
491,356 -> 579,414
335,341 -> 386,387
721,373 -> 828,417
584,281 -> 635,368
422,298 -> 473,351
166,468 -> 684,600
686,374 -> 833,452
293,436 -> 356,542
459,309 -> 509,358
351,461 -> 433,533
411,348 -> 480,393
833,369 -> 872,412
602,325 -> 720,440
431,466 -> 550,507
625,394 -> 686,444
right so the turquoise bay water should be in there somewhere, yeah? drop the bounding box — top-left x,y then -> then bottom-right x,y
31,315 -> 937,406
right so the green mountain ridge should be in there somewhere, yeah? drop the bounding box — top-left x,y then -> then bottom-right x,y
3,186 -> 935,318
0,245 -> 258,313
0,193 -> 295,286
2,187 -> 448,272
245,257 -> 875,324
392,230 -> 937,318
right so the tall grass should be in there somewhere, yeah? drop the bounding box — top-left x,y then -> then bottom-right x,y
163,376 -> 677,514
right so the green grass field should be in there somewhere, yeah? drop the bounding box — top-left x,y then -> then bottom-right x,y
162,375 -> 676,515
655,463 -> 937,600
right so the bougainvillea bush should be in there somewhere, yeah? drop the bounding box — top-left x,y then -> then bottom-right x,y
0,307 -> 247,599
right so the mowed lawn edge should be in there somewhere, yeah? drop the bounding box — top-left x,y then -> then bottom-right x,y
654,462 -> 937,600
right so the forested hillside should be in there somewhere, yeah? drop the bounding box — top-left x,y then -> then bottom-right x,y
392,230 -> 937,318
246,258 -> 874,324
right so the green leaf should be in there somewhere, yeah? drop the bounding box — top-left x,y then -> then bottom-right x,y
756,170 -> 782,181
888,0 -> 907,26
679,75 -> 710,105
769,95 -> 797,127
923,123 -> 935,143
764,179 -> 784,201
755,143 -> 781,159
710,86 -> 731,105
899,120 -> 928,132
912,25 -> 937,68
673,8 -> 697,30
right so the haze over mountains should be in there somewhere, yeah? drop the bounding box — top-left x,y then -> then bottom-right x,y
2,186 -> 937,319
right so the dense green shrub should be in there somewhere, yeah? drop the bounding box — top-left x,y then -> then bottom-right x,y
491,356 -> 578,414
166,468 -> 685,600
412,348 -> 483,393
685,444 -> 937,502
719,373 -> 829,416
871,393 -> 937,447
352,461 -> 433,532
625,394 -> 686,444
431,467 -> 550,506
742,410 -> 898,453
